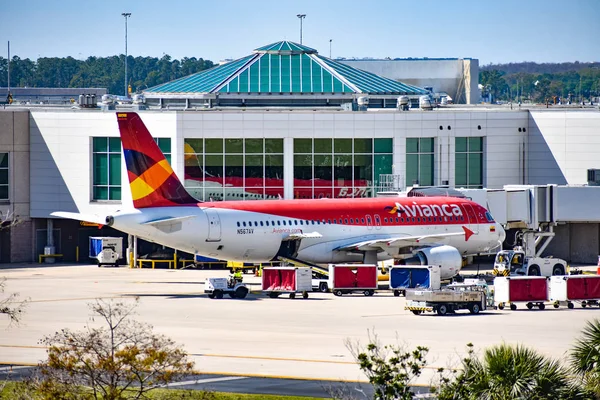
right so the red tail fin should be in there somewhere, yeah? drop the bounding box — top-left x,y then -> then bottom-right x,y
116,112 -> 198,208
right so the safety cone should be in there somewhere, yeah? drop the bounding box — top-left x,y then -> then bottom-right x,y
597,256 -> 600,275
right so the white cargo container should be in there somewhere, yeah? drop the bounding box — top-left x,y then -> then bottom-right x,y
494,276 -> 549,310
89,237 -> 123,267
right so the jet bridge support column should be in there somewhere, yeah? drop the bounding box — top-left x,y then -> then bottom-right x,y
522,226 -> 555,258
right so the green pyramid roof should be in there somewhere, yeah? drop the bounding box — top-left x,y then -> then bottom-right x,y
145,41 -> 427,96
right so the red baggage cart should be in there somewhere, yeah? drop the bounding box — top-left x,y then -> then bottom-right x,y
329,264 -> 378,297
549,275 -> 600,309
262,266 -> 312,299
494,276 -> 549,310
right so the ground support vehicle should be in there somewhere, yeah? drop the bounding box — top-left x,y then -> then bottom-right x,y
405,280 -> 492,316
89,237 -> 123,267
493,247 -> 567,277
549,275 -> 600,309
329,264 -> 378,296
262,266 -> 312,299
494,276 -> 549,310
204,277 -> 249,299
389,265 -> 441,296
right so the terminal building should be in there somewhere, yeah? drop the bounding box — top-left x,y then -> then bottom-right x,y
0,40 -> 599,265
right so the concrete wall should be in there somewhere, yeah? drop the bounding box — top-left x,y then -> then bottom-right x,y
0,110 -> 31,262
544,223 -> 600,264
528,111 -> 600,185
339,59 -> 479,104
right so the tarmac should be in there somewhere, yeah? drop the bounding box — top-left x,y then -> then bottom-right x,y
1,262 -> 599,394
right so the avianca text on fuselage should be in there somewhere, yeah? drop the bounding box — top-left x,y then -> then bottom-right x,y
386,202 -> 463,218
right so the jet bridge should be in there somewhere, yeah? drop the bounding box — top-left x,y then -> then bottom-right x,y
457,185 -> 600,259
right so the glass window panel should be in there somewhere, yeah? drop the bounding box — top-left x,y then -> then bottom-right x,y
374,154 -> 392,187
245,155 -> 264,187
374,138 -> 393,153
109,187 -> 121,201
265,187 -> 283,200
260,57 -> 270,92
157,138 -> 171,153
301,55 -> 312,93
0,153 -> 8,168
334,155 -> 352,186
265,139 -> 283,153
94,186 -> 108,200
93,137 -> 107,152
205,155 -> 224,184
469,137 -> 483,152
406,154 -> 419,186
420,154 -> 434,186
225,155 -> 243,178
406,138 -> 418,153
353,154 -> 373,184
314,154 -> 332,182
333,79 -> 343,92
322,70 -> 333,92
468,153 -> 483,185
280,55 -> 290,93
0,186 -> 7,200
420,138 -> 434,153
291,56 -> 301,92
108,154 -> 121,185
185,139 -> 203,154
314,138 -> 332,153
294,139 -> 312,153
249,62 -> 259,93
455,137 -> 467,152
205,139 -> 223,153
294,155 -> 313,185
0,169 -> 7,184
315,187 -> 333,199
354,139 -> 372,153
334,139 -> 352,154
109,137 -> 121,152
205,188 -> 224,201
245,139 -> 263,153
270,55 -> 280,92
265,155 -> 283,185
455,153 -> 467,186
94,154 -> 108,185
312,62 -> 322,92
225,139 -> 243,153
294,187 -> 313,199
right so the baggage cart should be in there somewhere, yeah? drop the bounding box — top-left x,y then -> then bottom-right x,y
329,264 -> 378,296
389,265 -> 441,296
262,266 -> 312,299
89,237 -> 123,267
494,276 -> 549,310
549,275 -> 600,309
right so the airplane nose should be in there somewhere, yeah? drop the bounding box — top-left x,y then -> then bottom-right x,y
497,223 -> 506,243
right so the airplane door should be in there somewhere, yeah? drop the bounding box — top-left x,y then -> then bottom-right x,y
205,208 -> 222,242
464,204 -> 479,234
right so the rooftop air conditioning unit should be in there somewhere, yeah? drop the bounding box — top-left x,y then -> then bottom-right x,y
587,169 -> 600,186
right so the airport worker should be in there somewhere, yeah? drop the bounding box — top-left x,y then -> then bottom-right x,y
234,268 -> 243,281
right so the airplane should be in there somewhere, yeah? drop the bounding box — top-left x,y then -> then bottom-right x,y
52,112 -> 506,280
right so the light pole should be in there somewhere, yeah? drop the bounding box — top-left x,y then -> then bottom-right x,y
296,14 -> 306,44
122,12 -> 131,97
329,39 -> 332,58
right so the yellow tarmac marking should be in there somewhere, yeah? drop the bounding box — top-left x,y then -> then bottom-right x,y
28,296 -> 125,303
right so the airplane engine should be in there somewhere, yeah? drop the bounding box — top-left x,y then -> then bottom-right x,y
400,245 -> 462,280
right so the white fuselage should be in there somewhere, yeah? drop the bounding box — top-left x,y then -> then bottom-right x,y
109,204 -> 504,265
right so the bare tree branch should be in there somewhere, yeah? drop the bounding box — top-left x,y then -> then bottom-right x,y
1,277 -> 28,326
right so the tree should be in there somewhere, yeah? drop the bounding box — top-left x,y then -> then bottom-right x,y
435,343 -> 583,400
35,298 -> 194,400
0,277 -> 27,326
570,319 -> 600,399
346,332 -> 429,400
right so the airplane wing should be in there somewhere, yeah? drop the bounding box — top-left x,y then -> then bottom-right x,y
51,211 -> 107,225
142,215 -> 197,233
335,227 -> 473,252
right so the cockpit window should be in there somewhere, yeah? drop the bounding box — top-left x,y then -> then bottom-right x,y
485,211 -> 495,222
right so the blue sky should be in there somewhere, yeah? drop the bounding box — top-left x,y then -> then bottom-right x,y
1,0 -> 598,65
